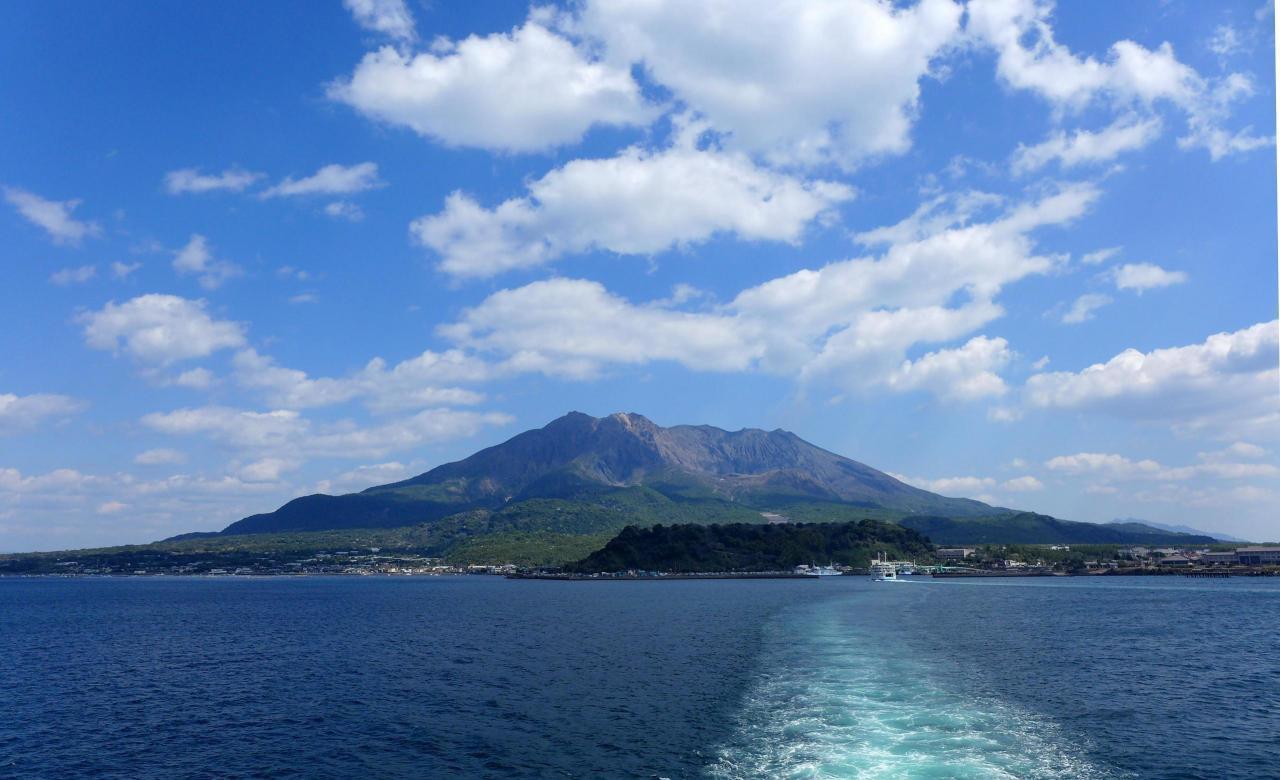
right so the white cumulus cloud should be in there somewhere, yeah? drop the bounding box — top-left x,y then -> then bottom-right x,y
1026,320 -> 1279,434
330,15 -> 657,152
0,393 -> 84,434
440,278 -> 759,378
885,336 -> 1013,401
967,0 -> 1271,160
413,137 -> 854,278
1110,262 -> 1188,291
1002,475 -> 1044,491
343,0 -> 416,42
576,0 -> 963,168
80,294 -> 246,365
439,185 -> 1097,401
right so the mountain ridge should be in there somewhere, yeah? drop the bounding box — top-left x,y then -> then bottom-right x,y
213,411 -> 1219,549
222,411 -> 999,535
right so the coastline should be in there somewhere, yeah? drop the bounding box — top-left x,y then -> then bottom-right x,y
509,571 -> 823,581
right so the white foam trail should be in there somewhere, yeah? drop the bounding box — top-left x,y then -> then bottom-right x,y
708,590 -> 1119,779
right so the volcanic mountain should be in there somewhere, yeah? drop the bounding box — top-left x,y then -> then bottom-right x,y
221,411 -> 997,535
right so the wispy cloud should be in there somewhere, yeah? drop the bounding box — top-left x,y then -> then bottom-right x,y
172,234 -> 242,290
49,265 -> 97,286
164,167 -> 263,195
3,187 -> 101,246
1061,293 -> 1112,324
261,163 -> 383,198
1110,263 -> 1188,292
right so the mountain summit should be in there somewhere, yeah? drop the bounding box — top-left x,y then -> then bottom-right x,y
222,411 -> 995,535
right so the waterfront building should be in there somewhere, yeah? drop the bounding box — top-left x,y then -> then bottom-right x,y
936,548 -> 976,560
1200,551 -> 1237,565
1235,546 -> 1280,565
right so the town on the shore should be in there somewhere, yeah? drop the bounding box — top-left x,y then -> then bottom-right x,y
6,542 -> 1278,578
928,543 -> 1280,577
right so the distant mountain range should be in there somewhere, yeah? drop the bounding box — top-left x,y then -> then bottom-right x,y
1109,518 -> 1245,543
904,514 -> 1217,546
208,412 -> 1217,549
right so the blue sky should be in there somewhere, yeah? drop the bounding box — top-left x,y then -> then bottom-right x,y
1,0 -> 1276,550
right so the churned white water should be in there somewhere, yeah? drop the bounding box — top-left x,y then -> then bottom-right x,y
708,583 -> 1118,779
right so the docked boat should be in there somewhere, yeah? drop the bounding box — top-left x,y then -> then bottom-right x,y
795,563 -> 843,576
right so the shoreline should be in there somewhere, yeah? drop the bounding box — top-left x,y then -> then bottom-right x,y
509,572 -> 823,580
3,568 -> 1277,580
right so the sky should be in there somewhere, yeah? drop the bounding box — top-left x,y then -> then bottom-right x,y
1,0 -> 1277,551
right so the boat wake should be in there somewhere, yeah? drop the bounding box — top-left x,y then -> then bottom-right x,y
707,591 -> 1117,779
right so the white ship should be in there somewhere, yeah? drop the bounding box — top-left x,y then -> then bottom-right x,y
871,553 -> 897,582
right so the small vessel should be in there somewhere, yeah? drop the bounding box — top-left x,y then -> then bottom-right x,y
794,563 -> 843,576
871,553 -> 897,582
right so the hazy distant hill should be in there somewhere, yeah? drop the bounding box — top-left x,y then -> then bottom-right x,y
901,513 -> 1218,546
1109,518 -> 1246,543
222,411 -> 997,535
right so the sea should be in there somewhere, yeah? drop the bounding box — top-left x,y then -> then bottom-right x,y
1,575 -> 1277,779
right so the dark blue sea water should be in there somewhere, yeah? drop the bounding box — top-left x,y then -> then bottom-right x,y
2,576 -> 1277,778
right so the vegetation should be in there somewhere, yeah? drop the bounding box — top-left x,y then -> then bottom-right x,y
444,532 -> 615,567
756,500 -> 908,524
566,519 -> 933,573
